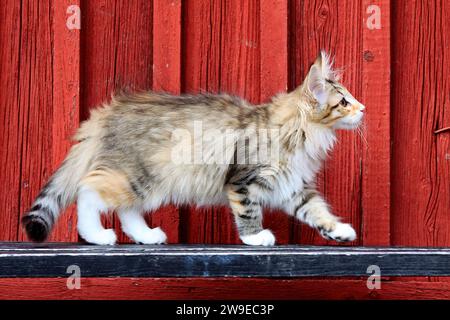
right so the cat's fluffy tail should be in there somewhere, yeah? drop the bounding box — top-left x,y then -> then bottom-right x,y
21,139 -> 96,242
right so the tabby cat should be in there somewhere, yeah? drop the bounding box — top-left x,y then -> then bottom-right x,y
22,51 -> 364,246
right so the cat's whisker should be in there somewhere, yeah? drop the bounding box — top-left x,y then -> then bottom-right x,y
356,125 -> 369,149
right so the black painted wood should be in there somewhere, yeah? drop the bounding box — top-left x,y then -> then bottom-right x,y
0,243 -> 450,277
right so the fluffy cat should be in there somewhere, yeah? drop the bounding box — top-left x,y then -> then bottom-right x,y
22,51 -> 364,246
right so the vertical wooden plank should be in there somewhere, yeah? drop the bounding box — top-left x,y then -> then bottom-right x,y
49,0 -> 80,242
80,0 -> 116,119
179,0 -> 228,244
182,0 -> 221,94
151,0 -> 182,243
0,0 -> 22,240
361,0 -> 391,245
152,0 -> 181,94
219,1 -> 260,104
260,0 -> 292,244
260,0 -> 288,101
217,0 -> 261,244
81,0 -> 153,243
289,0 -> 364,246
391,0 -> 449,284
391,0 -> 450,247
181,0 -> 231,244
15,0 -> 55,242
0,0 -> 77,242
181,0 -> 261,244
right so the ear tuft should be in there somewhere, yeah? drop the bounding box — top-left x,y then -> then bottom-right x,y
319,50 -> 340,81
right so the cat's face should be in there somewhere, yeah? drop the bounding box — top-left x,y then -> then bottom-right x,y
306,51 -> 365,130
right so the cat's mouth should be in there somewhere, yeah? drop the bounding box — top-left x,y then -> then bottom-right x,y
349,112 -> 364,128
333,111 -> 364,130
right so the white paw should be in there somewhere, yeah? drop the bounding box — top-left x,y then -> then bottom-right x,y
323,223 -> 356,242
240,229 -> 276,246
81,229 -> 117,245
133,227 -> 167,245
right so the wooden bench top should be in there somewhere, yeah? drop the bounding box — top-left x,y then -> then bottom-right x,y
1,243 -> 449,277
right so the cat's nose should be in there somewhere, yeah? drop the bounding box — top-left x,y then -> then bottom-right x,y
359,103 -> 366,111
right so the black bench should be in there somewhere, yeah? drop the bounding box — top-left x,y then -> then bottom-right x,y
1,243 -> 449,277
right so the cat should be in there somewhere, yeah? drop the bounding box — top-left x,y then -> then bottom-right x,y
22,51 -> 364,246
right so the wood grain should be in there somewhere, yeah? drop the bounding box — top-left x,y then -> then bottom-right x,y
391,0 -> 450,247
152,0 -> 181,94
260,0 -> 288,102
49,0 -> 80,242
181,0 -> 260,244
391,0 -> 450,283
289,0 -> 364,246
0,0 -> 22,240
150,0 -> 182,243
180,0 -> 225,243
7,1 -> 55,242
80,0 -> 153,243
0,278 -> 450,300
361,0 -> 391,245
2,244 -> 450,278
260,0 -> 292,244
0,0 -> 81,242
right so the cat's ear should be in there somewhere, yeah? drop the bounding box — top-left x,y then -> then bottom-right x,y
307,57 -> 328,105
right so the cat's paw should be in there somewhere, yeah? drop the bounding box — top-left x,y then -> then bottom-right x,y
319,222 -> 356,242
134,227 -> 167,245
81,229 -> 117,245
240,229 -> 276,246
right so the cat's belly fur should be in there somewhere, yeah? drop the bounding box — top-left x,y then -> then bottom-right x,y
141,149 -> 320,212
141,163 -> 230,211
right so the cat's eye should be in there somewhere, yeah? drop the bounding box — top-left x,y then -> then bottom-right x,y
340,98 -> 349,107
331,98 -> 348,109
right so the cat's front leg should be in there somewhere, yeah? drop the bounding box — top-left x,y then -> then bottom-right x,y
226,185 -> 275,246
285,188 -> 357,242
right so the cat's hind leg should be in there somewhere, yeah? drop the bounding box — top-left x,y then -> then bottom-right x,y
118,209 -> 167,244
77,168 -> 139,245
226,185 -> 275,246
77,185 -> 117,245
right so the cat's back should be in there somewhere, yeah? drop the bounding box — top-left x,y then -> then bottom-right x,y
109,91 -> 252,119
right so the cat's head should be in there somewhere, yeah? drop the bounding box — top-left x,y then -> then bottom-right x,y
305,51 -> 365,130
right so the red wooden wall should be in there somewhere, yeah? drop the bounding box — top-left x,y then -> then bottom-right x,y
0,0 -> 449,299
